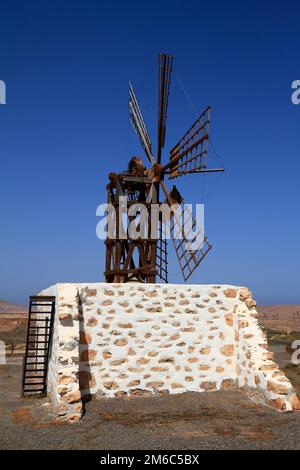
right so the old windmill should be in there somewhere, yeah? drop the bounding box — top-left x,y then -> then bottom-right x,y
105,54 -> 224,284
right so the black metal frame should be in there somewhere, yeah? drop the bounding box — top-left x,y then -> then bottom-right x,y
21,296 -> 55,397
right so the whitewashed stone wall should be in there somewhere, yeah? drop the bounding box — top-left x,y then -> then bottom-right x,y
40,283 -> 300,421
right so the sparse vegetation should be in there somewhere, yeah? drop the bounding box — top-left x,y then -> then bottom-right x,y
283,363 -> 300,395
263,327 -> 300,344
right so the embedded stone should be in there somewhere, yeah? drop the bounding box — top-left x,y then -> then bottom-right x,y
188,357 -> 198,363
59,312 -> 72,321
200,381 -> 216,391
221,379 -> 236,390
104,289 -> 115,296
223,288 -> 238,298
148,351 -> 159,357
66,413 -> 81,422
199,346 -> 211,355
209,292 -> 218,298
239,288 -> 252,301
225,314 -> 233,326
80,332 -> 92,345
158,357 -> 174,364
269,398 -> 286,411
146,306 -> 162,313
199,365 -> 210,370
290,394 -> 300,411
115,391 -> 127,398
57,403 -> 68,416
245,298 -> 257,309
146,381 -> 164,388
101,300 -> 113,306
110,359 -> 126,366
151,366 -> 168,372
87,317 -> 98,327
118,373 -> 128,379
114,338 -> 128,346
128,367 -> 143,373
103,380 -> 118,390
118,301 -> 129,308
259,364 -> 277,371
118,322 -> 133,329
185,308 -> 196,314
220,344 -> 235,356
86,289 -> 97,296
216,367 -> 224,373
127,380 -> 141,387
59,373 -> 74,386
170,334 -> 180,341
102,351 -> 112,359
80,349 -> 97,361
171,383 -> 184,388
137,357 -> 150,365
267,380 -> 290,394
128,347 -> 137,356
130,389 -> 151,397
61,390 -> 81,404
185,376 -> 194,382
146,291 -> 158,297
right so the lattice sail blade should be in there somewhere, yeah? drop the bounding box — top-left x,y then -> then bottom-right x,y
156,215 -> 168,282
157,54 -> 173,163
166,106 -> 211,179
129,82 -> 155,165
168,188 -> 212,281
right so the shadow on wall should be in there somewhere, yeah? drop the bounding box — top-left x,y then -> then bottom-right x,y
78,295 -> 94,410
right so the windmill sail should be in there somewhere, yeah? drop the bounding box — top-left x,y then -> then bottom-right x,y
157,54 -> 173,163
166,106 -> 211,179
129,82 -> 155,165
156,214 -> 168,282
170,203 -> 212,281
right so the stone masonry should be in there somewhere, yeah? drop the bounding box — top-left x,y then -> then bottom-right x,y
39,283 -> 300,421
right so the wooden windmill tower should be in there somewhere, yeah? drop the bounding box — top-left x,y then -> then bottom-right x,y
105,54 -> 224,284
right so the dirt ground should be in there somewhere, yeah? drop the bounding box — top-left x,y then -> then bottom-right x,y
0,355 -> 300,450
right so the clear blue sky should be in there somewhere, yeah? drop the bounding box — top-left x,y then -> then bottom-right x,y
1,0 -> 299,305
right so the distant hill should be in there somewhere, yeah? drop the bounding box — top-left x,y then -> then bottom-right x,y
0,300 -> 27,341
257,305 -> 300,333
257,305 -> 300,315
0,299 -> 26,315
